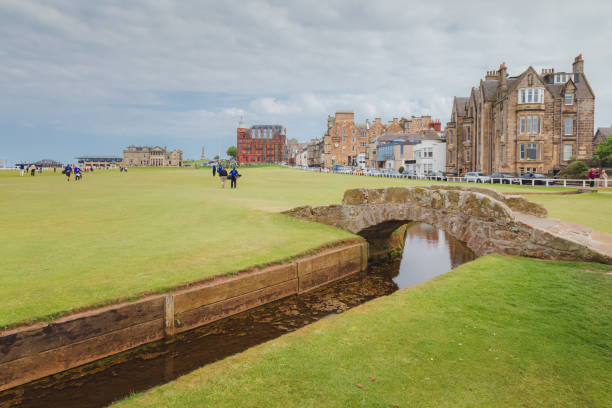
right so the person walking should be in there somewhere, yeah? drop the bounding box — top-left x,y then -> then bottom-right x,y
64,164 -> 72,182
219,166 -> 228,188
19,163 -> 25,176
74,166 -> 82,181
229,167 -> 239,189
212,164 -> 216,177
588,168 -> 596,187
601,169 -> 608,188
29,163 -> 36,176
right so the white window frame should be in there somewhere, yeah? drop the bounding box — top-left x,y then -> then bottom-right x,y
526,143 -> 537,160
520,116 -> 526,133
565,93 -> 574,105
563,144 -> 573,161
518,87 -> 544,104
520,144 -> 525,160
532,116 -> 539,134
564,117 -> 573,136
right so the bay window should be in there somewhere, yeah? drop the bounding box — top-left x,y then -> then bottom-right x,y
519,116 -> 541,134
518,87 -> 545,104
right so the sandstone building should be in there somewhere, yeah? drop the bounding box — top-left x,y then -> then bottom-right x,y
236,122 -> 287,164
122,145 -> 183,167
322,112 -> 442,168
445,55 -> 595,175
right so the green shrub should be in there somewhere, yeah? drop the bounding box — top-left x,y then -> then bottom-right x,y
560,160 -> 589,179
398,166 -> 405,174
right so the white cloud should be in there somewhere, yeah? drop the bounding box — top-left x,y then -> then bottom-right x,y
0,0 -> 611,161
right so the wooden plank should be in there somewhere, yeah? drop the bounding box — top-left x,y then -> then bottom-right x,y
296,243 -> 363,278
176,279 -> 298,333
174,263 -> 296,313
0,318 -> 164,392
0,297 -> 164,365
164,295 -> 175,337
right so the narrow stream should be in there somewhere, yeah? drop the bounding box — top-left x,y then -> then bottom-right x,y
0,223 -> 475,408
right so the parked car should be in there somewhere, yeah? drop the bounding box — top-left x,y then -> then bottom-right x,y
465,172 -> 491,183
429,171 -> 447,181
490,172 -> 516,184
518,173 -> 554,185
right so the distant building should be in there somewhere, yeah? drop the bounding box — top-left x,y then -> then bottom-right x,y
200,146 -> 207,161
322,111 -> 443,169
236,121 -> 287,164
413,130 -> 446,176
594,125 -> 611,151
122,145 -> 183,167
77,156 -> 122,168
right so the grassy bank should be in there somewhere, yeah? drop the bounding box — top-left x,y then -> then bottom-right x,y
1,167 -> 610,327
114,255 -> 612,408
529,192 -> 612,234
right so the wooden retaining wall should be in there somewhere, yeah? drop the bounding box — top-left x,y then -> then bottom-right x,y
0,241 -> 367,392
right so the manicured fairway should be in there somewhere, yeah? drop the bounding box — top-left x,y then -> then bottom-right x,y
1,167 -> 610,327
113,255 -> 612,408
529,192 -> 612,234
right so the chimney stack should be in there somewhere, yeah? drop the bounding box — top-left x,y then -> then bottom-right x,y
572,53 -> 584,74
499,63 -> 508,92
541,68 -> 555,75
485,70 -> 499,80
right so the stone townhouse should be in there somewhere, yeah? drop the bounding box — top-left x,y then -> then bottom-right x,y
323,111 -> 369,168
323,112 -> 442,168
446,54 -> 595,176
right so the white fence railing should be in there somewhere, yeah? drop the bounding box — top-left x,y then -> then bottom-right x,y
285,166 -> 609,188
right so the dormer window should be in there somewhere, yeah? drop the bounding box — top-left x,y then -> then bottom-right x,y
518,87 -> 544,104
555,73 -> 575,84
565,93 -> 574,105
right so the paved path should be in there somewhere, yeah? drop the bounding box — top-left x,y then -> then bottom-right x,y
515,213 -> 612,260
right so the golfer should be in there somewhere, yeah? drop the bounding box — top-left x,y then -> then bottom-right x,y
64,164 -> 72,182
219,166 -> 228,188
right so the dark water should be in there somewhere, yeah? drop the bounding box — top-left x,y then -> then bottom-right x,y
0,223 -> 475,408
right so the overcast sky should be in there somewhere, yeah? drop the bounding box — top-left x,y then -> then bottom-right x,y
1,0 -> 611,163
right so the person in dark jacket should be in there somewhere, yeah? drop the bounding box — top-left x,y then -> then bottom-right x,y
64,164 -> 72,181
212,164 -> 216,177
229,167 -> 239,189
219,167 -> 228,188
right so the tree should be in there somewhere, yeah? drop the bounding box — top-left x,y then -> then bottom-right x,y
213,155 -> 220,160
560,160 -> 589,179
226,146 -> 237,159
594,136 -> 612,167
398,166 -> 405,174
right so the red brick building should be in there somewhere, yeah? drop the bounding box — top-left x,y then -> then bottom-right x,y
237,122 -> 287,164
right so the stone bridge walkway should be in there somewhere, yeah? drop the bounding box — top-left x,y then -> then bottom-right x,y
515,213 -> 612,260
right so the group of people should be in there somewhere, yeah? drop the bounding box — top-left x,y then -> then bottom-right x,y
62,164 -> 83,181
211,163 -> 240,189
588,168 -> 608,187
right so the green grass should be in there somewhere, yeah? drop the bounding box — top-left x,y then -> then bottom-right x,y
529,193 -> 612,234
1,167 -> 610,327
113,255 -> 612,408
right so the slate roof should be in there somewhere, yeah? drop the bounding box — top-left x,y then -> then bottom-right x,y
593,127 -> 612,144
454,97 -> 469,117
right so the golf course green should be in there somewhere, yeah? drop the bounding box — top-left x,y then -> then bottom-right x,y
1,167 -> 610,328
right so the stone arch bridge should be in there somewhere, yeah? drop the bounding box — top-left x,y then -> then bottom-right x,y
285,186 -> 612,265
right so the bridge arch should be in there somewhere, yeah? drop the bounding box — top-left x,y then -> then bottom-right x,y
285,186 -> 611,264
